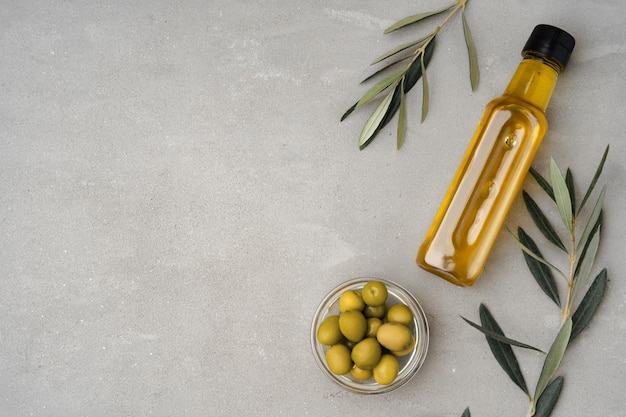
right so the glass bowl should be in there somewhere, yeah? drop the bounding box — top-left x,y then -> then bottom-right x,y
310,278 -> 429,394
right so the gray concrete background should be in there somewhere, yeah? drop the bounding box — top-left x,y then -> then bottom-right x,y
1,1 -> 625,416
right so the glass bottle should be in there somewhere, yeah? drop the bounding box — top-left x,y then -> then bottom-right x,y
416,25 -> 576,286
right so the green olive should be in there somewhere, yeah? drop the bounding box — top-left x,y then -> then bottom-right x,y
339,290 -> 365,312
363,304 -> 386,319
386,303 -> 414,327
351,337 -> 382,370
338,310 -> 367,343
361,281 -> 388,306
376,322 -> 413,352
373,354 -> 399,385
317,315 -> 343,346
325,344 -> 353,375
350,365 -> 373,380
365,317 -> 383,338
318,281 -> 417,386
391,335 -> 416,357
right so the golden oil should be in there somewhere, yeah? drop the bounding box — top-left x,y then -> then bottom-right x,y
416,25 -> 575,286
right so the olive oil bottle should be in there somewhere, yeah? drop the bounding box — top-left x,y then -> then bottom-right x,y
416,25 -> 575,286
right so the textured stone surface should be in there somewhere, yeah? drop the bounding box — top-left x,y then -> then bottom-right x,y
1,1 -> 625,416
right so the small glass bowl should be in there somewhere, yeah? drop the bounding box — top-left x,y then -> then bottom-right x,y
311,278 -> 429,394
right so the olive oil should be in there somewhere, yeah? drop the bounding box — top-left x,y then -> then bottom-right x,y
416,25 -> 575,286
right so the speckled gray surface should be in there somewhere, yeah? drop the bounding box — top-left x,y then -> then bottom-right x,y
1,1 -> 625,416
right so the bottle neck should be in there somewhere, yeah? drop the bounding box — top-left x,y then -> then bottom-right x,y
503,55 -> 561,112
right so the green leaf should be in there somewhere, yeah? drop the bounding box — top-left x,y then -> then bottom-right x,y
565,168 -> 576,213
479,304 -> 530,396
517,227 -> 561,307
340,102 -> 357,122
358,89 -> 395,150
361,55 -> 411,84
574,219 -> 601,285
532,318 -> 572,412
355,68 -> 406,109
397,78 -> 407,150
367,83 -> 403,147
384,4 -> 455,34
522,191 -> 567,252
529,166 -> 555,202
358,84 -> 403,150
507,227 -> 566,280
461,7 -> 479,91
358,38 -> 436,150
571,225 -> 601,310
461,407 -> 471,417
577,185 -> 606,253
533,376 -> 564,417
578,144 -> 609,214
371,34 -> 432,65
570,268 -> 608,343
403,38 -> 435,92
420,53 -> 429,123
461,315 -> 544,353
550,159 -> 573,233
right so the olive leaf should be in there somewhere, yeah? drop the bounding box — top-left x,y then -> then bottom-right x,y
549,159 -> 573,233
420,53 -> 429,122
343,1 -> 478,149
371,34 -> 432,65
404,39 -> 436,89
359,55 -> 411,85
522,190 -> 567,252
355,68 -> 406,110
461,5 -> 479,91
461,407 -> 471,417
384,3 -> 455,34
529,166 -> 555,201
578,144 -> 609,214
533,376 -> 564,417
532,318 -> 572,413
517,227 -> 561,307
570,268 -> 608,343
397,78 -> 407,149
479,304 -> 530,397
461,315 -> 544,353
565,168 -> 576,213
358,90 -> 395,149
356,39 -> 436,150
571,268 -> 607,341
571,225 -> 601,311
507,227 -> 566,280
341,102 -> 358,123
577,185 -> 606,253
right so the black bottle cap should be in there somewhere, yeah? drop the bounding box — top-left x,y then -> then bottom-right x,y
522,24 -> 576,70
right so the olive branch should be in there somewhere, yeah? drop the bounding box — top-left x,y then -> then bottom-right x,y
341,0 -> 478,150
460,145 -> 610,417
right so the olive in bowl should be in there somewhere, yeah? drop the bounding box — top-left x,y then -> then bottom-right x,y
311,278 -> 429,394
